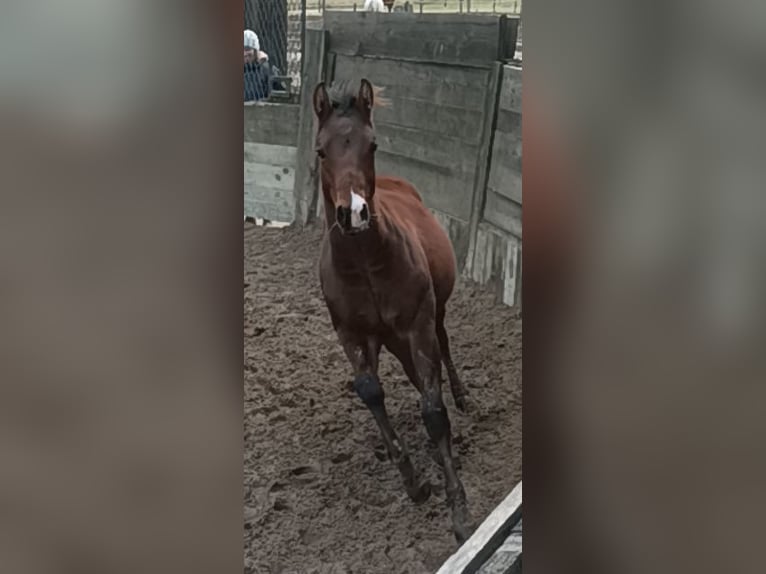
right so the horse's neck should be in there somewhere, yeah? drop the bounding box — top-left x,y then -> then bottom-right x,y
323,197 -> 392,268
328,221 -> 391,263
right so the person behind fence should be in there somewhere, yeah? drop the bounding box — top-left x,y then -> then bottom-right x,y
363,0 -> 386,11
244,29 -> 271,102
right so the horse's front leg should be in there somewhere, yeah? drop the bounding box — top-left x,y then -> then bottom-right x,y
408,304 -> 474,543
337,330 -> 431,504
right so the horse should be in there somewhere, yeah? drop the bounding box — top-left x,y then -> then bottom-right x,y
313,78 -> 473,542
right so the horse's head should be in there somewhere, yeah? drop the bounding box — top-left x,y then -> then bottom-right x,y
313,78 -> 381,234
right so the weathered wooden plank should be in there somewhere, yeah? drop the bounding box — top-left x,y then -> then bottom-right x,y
243,142 -> 297,168
436,481 -> 522,574
313,47 -> 336,227
244,139 -> 297,224
243,190 -> 292,212
373,100 -> 484,144
489,129 -> 522,176
498,65 -> 522,113
332,54 -> 490,112
375,155 -> 474,221
429,210 -> 471,271
470,223 -> 519,307
464,62 -> 502,278
243,189 -> 293,222
503,235 -> 521,308
487,159 -> 522,205
244,103 -> 300,147
469,226 -> 490,284
494,108 -> 522,136
324,51 -> 336,85
331,57 -> 491,142
324,12 -> 507,68
483,190 -> 522,238
293,28 -> 327,225
377,149 -> 452,177
375,123 -> 480,180
244,161 -> 295,192
498,16 -> 521,62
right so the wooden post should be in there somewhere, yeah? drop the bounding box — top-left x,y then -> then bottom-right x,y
292,29 -> 328,226
300,0 -> 307,78
464,62 -> 502,279
314,51 -> 336,224
498,15 -> 520,62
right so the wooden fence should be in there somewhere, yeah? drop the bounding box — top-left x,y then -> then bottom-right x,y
244,12 -> 522,306
244,103 -> 299,222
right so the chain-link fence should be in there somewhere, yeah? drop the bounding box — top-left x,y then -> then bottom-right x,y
245,0 -> 306,101
244,0 -> 520,103
304,0 -> 521,14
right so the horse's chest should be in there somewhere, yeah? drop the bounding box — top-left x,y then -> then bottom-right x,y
322,274 -> 409,331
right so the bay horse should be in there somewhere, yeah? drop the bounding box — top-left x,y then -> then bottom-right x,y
313,78 -> 472,542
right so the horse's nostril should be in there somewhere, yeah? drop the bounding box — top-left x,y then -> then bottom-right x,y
336,206 -> 350,228
360,204 -> 369,222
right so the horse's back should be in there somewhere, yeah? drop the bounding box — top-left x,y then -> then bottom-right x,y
376,176 -> 457,306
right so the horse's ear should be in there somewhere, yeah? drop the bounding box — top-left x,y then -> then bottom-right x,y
313,82 -> 331,122
358,78 -> 374,118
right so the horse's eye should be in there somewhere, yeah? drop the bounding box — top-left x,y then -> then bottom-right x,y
371,142 -> 378,152
316,148 -> 325,159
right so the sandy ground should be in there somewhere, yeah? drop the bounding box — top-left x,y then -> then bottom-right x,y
244,223 -> 521,574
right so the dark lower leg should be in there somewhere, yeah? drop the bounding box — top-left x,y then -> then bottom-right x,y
422,388 -> 472,542
354,373 -> 430,503
436,319 -> 467,411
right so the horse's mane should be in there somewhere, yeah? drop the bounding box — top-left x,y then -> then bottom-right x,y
327,80 -> 390,117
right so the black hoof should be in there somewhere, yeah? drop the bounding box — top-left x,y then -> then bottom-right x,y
451,498 -> 474,544
453,515 -> 475,544
408,481 -> 432,505
454,394 -> 467,412
373,444 -> 388,461
453,522 -> 474,544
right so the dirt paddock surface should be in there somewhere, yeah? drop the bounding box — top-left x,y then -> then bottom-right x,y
244,224 -> 522,574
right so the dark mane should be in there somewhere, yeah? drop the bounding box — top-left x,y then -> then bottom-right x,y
327,80 -> 359,116
327,80 -> 390,117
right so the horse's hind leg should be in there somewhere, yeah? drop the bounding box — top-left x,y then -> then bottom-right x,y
339,331 -> 431,504
436,304 -> 467,412
409,306 -> 473,543
383,337 -> 422,393
386,336 -> 450,467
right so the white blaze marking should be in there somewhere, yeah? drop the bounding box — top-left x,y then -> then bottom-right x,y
349,189 -> 369,229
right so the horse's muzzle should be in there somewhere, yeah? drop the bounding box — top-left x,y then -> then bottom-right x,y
336,203 -> 370,234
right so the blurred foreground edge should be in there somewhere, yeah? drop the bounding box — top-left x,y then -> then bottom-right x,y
437,481 -> 523,574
